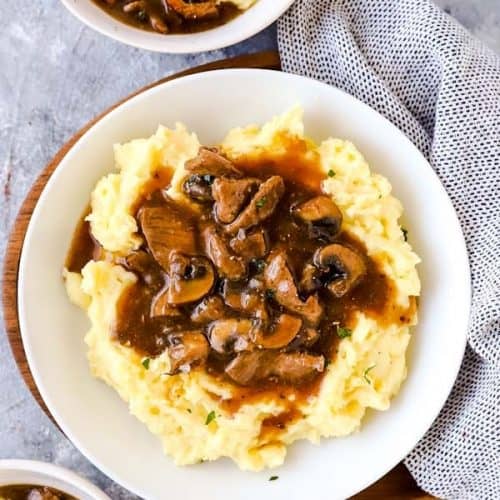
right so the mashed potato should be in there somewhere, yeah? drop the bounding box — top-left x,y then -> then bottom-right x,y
65,108 -> 420,471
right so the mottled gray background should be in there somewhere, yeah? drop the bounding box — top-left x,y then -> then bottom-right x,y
0,1 -> 498,498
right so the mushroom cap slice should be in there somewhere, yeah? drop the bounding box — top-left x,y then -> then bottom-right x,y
313,243 -> 366,298
166,252 -> 215,305
293,195 -> 343,241
208,319 -> 254,355
254,314 -> 302,349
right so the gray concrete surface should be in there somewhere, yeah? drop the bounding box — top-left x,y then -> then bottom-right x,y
0,1 -> 498,498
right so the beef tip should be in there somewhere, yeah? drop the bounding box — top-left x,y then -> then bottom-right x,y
165,0 -> 219,20
225,351 -> 325,386
224,176 -> 285,235
230,228 -> 268,259
212,177 -> 260,224
124,250 -> 165,288
190,295 -> 225,324
183,174 -> 215,202
166,252 -> 215,305
166,330 -> 209,374
185,147 -> 241,177
264,251 -> 323,326
202,225 -> 246,280
208,318 -> 254,355
293,195 -> 343,241
138,201 -> 196,270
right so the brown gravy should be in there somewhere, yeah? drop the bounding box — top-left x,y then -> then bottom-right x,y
92,0 -> 242,35
0,485 -> 75,500
66,144 -> 415,415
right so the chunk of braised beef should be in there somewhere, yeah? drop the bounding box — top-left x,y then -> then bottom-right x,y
225,351 -> 325,386
224,176 -> 285,235
164,0 -> 219,20
184,147 -> 241,177
230,228 -> 268,259
264,251 -> 323,326
212,177 -> 260,224
138,201 -> 196,270
202,225 -> 246,280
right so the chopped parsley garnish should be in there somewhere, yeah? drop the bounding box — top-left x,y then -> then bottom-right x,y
142,358 -> 150,370
269,476 -> 279,481
364,365 -> 376,384
402,227 -> 408,242
337,327 -> 352,339
265,289 -> 276,300
205,410 -> 216,425
255,196 -> 268,208
327,169 -> 336,177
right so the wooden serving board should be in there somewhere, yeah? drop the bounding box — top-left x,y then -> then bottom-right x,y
2,50 -> 431,500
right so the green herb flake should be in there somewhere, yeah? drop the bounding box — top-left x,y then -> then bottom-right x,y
401,227 -> 408,242
327,169 -> 336,177
337,327 -> 352,339
255,196 -> 268,208
142,358 -> 150,370
205,410 -> 216,425
363,365 -> 376,384
269,476 -> 279,481
265,289 -> 276,300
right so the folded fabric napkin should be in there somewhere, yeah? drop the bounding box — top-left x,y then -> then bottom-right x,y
278,1 -> 500,498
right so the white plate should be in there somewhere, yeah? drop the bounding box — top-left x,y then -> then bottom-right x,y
18,69 -> 470,500
0,460 -> 110,500
59,0 -> 294,53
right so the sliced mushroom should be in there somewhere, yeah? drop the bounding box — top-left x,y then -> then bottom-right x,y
313,244 -> 366,298
183,174 -> 215,202
208,319 -> 254,355
138,201 -> 196,270
190,295 -> 225,324
166,252 -> 215,305
293,195 -> 343,241
220,280 -> 269,323
151,289 -> 183,318
166,331 -> 209,374
185,147 -> 241,178
254,314 -> 302,349
225,351 -> 325,386
212,177 -> 260,224
287,328 -> 319,350
229,228 -> 268,259
264,251 -> 323,326
224,176 -> 285,235
165,0 -> 219,20
202,225 -> 246,280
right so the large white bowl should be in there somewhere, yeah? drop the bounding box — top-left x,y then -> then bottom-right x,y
0,460 -> 110,500
18,69 -> 470,500
59,0 -> 293,53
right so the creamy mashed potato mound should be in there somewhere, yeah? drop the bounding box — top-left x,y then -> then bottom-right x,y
65,108 -> 420,471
